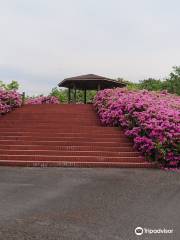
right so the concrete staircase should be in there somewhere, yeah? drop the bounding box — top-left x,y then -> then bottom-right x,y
0,104 -> 156,168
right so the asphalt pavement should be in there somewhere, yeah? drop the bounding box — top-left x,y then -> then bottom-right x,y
0,167 -> 179,240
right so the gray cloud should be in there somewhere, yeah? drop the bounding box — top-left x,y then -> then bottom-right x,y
0,0 -> 179,94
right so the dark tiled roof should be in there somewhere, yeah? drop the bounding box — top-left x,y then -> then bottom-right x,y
58,74 -> 126,90
64,74 -> 114,81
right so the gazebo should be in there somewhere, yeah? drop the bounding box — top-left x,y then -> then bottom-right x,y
58,74 -> 125,104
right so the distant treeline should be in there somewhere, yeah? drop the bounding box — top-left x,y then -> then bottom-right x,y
118,66 -> 180,95
1,66 -> 179,103
51,66 -> 180,102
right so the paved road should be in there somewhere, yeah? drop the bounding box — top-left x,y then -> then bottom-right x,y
0,167 -> 179,240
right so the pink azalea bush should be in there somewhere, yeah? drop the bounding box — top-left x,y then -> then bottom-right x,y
26,96 -> 60,104
94,88 -> 180,168
0,88 -> 22,115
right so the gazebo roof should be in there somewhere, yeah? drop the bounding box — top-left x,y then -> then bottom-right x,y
58,74 -> 125,90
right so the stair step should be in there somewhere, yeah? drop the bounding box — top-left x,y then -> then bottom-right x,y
0,160 -> 157,168
0,136 -> 130,142
0,150 -> 140,157
0,140 -> 132,147
1,124 -> 101,127
0,127 -> 119,132
0,145 -> 136,152
0,155 -> 145,163
0,104 -> 156,168
0,132 -> 124,137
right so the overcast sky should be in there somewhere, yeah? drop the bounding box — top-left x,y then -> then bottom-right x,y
0,0 -> 179,95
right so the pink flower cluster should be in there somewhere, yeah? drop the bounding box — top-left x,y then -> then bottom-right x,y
94,88 -> 180,168
26,96 -> 60,104
0,88 -> 22,115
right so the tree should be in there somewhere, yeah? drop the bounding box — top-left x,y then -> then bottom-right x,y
50,87 -> 68,102
163,66 -> 180,95
0,80 -> 19,90
139,78 -> 163,91
0,80 -> 6,89
6,80 -> 19,90
116,78 -> 140,90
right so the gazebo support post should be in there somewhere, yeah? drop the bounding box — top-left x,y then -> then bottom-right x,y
97,82 -> 101,91
84,89 -> 87,104
74,86 -> 77,103
68,87 -> 71,103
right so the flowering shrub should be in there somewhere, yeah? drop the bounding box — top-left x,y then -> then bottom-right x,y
94,88 -> 180,168
26,96 -> 60,104
0,88 -> 22,115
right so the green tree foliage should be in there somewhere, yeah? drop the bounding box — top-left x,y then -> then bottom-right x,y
117,78 -> 140,90
86,90 -> 97,102
0,80 -> 6,89
137,66 -> 180,95
0,80 -> 19,90
50,87 -> 97,103
50,87 -> 68,102
126,82 -> 140,90
163,66 -> 180,95
117,66 -> 180,95
139,78 -> 163,91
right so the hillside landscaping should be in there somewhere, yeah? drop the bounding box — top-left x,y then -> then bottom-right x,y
0,88 -> 22,115
94,89 -> 180,168
0,69 -> 180,169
